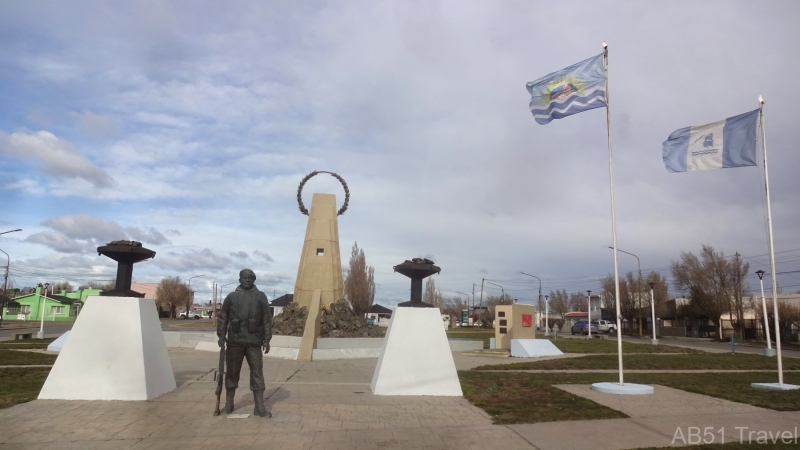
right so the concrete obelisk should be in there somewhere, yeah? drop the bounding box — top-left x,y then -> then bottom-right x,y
294,193 -> 344,360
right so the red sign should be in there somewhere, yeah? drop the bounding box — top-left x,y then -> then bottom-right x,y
522,314 -> 532,327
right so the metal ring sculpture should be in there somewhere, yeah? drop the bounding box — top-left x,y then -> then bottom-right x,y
296,171 -> 349,216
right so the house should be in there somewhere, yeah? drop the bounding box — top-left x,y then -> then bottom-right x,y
563,311 -> 588,329
271,294 -> 293,316
367,304 -> 392,326
1,286 -> 102,322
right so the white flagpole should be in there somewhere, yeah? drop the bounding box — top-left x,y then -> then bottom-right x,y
603,41 -> 624,386
759,96 -> 784,385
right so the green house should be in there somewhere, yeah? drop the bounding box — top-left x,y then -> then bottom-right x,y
1,286 -> 103,322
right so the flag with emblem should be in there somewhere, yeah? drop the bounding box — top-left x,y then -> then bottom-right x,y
526,53 -> 607,125
662,109 -> 759,172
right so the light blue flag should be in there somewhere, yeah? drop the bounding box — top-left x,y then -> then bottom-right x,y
526,53 -> 607,125
662,109 -> 759,172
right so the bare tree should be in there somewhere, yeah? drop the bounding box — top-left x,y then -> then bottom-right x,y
645,271 -> 669,312
568,292 -> 587,312
549,289 -> 570,320
601,274 -> 636,323
48,281 -> 74,293
343,242 -> 376,316
80,279 -> 116,291
156,276 -> 191,319
672,245 -> 749,335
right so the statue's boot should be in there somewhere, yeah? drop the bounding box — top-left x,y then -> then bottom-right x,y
253,390 -> 271,418
223,389 -> 235,414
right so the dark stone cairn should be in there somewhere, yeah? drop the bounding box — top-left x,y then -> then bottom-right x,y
393,258 -> 440,308
97,240 -> 156,297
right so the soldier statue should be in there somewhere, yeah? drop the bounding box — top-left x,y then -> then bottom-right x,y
217,268 -> 272,417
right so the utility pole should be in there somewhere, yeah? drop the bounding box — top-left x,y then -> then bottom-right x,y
479,278 -> 484,324
0,248 -> 9,330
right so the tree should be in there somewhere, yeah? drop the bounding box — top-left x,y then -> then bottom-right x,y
80,279 -> 116,291
601,273 -> 636,323
48,281 -> 73,293
343,242 -> 376,316
549,289 -> 570,320
645,271 -> 669,314
423,276 -> 445,309
568,292 -> 587,312
671,245 -> 749,335
156,276 -> 191,319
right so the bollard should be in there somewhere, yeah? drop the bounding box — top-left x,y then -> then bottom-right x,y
730,333 -> 735,354
554,328 -> 558,340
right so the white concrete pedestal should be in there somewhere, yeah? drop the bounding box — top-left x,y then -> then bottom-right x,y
46,331 -> 71,352
371,307 -> 462,396
763,348 -> 776,357
751,382 -> 800,391
38,296 -> 176,400
510,339 -> 564,357
591,382 -> 654,395
650,339 -> 659,345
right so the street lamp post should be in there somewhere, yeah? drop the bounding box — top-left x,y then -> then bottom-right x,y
0,229 -> 21,330
520,272 -> 543,333
485,281 -> 504,304
0,248 -> 9,330
38,283 -> 49,339
587,290 -> 592,339
545,295 -> 550,335
649,282 -> 658,345
609,246 -> 643,337
755,270 -> 775,357
186,275 -> 206,318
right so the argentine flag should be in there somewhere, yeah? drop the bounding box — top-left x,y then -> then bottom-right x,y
662,109 -> 759,172
526,53 -> 607,125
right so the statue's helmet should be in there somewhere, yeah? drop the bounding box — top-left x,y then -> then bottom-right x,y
239,268 -> 256,280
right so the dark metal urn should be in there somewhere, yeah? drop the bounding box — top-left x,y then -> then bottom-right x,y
97,240 -> 156,297
394,258 -> 441,308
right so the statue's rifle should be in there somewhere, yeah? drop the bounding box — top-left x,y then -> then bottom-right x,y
213,340 -> 226,416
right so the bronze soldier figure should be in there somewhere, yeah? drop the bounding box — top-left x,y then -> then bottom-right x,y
217,268 -> 272,417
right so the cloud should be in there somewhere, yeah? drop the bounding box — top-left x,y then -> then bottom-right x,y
253,250 -> 274,262
0,131 -> 115,187
230,251 -> 249,259
24,214 -> 172,253
154,248 -> 232,272
69,110 -> 114,137
25,231 -> 95,253
165,229 -> 182,236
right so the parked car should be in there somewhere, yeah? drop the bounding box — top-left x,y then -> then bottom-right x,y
595,320 -> 617,333
571,320 -> 599,335
179,310 -> 206,319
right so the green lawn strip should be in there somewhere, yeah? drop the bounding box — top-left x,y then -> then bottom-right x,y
626,372 -> 800,411
460,371 -> 800,424
642,442 -> 800,449
458,371 -> 627,424
0,338 -> 56,350
0,367 -> 51,409
0,349 -> 57,365
474,353 -> 800,371
545,336 -> 704,354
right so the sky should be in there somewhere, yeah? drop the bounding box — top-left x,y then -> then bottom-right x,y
1,1 -> 800,308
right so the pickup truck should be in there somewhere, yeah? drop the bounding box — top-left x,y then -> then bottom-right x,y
595,320 -> 617,333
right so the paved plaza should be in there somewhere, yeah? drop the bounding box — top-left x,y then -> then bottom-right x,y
1,348 -> 799,449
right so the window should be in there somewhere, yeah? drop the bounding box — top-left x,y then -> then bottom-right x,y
498,311 -> 505,317
499,327 -> 507,334
6,305 -> 20,315
316,248 -> 325,256
51,306 -> 65,315
20,305 -> 30,314
499,319 -> 507,326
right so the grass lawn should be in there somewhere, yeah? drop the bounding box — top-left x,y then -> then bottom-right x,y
643,444 -> 800,449
0,338 -> 56,350
0,367 -> 51,409
544,336 -> 705,354
458,371 -> 627,424
0,349 -> 57,365
475,353 -> 800,371
459,371 -> 800,424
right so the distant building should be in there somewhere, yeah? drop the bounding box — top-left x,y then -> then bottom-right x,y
1,286 -> 102,322
367,304 -> 392,326
271,294 -> 293,317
